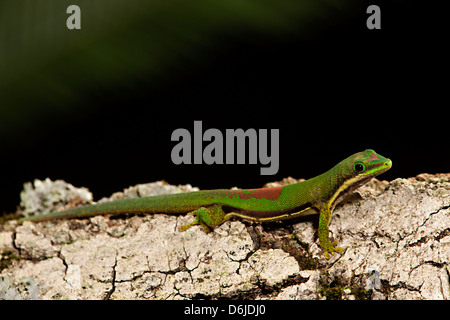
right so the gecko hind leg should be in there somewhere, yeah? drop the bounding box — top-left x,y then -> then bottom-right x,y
179,205 -> 227,233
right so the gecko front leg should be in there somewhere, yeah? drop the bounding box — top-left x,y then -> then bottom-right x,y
318,206 -> 343,259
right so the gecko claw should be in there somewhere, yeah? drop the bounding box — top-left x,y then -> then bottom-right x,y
322,240 -> 344,260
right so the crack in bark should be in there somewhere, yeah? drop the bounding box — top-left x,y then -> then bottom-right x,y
390,281 -> 421,293
405,204 -> 450,248
419,204 -> 450,228
103,253 -> 118,300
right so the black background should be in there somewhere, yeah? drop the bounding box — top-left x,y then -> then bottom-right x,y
1,0 -> 448,214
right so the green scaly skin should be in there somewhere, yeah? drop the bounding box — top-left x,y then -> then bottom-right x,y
18,149 -> 392,259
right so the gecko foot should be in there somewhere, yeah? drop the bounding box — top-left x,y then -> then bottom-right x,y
179,215 -> 213,233
322,240 -> 344,260
178,207 -> 220,233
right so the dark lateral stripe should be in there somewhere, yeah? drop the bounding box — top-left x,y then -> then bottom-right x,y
224,202 -> 313,219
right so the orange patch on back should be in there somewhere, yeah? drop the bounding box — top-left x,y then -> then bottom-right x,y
228,186 -> 284,201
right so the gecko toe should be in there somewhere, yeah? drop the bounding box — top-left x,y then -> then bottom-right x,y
322,241 -> 344,259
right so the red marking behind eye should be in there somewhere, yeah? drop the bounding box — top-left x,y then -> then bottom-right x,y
227,186 -> 284,201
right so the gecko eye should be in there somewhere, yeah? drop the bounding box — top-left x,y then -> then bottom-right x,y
353,162 -> 365,173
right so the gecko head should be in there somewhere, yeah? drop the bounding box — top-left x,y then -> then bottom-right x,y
329,149 -> 391,209
342,149 -> 392,181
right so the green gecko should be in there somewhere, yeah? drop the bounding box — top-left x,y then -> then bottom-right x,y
18,149 -> 391,259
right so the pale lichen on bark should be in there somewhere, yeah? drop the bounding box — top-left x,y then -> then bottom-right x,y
1,176 -> 449,300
